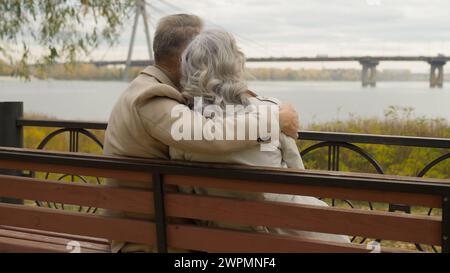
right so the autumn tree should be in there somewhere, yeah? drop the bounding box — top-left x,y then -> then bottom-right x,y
0,0 -> 135,78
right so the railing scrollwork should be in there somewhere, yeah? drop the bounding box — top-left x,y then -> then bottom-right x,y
26,123 -> 104,213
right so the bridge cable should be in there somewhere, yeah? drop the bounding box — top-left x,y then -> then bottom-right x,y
154,0 -> 273,57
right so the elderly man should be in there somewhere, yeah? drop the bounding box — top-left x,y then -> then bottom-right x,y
104,14 -> 300,253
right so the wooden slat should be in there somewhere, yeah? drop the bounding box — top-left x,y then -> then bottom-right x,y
281,167 -> 450,184
3,146 -> 449,186
165,175 -> 442,208
0,236 -> 107,253
0,236 -> 72,253
0,174 -> 154,214
165,193 -> 441,245
0,225 -> 108,245
167,224 -> 373,253
0,147 -> 446,182
0,203 -> 155,245
0,159 -> 152,182
0,228 -> 109,252
0,224 -> 415,253
167,224 -> 417,253
0,147 -> 154,164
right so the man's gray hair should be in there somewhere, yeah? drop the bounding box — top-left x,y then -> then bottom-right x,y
153,14 -> 203,62
180,29 -> 249,108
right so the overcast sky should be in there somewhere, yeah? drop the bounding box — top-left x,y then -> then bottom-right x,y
92,0 -> 450,72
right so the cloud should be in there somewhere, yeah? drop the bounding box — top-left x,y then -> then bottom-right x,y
91,0 -> 450,70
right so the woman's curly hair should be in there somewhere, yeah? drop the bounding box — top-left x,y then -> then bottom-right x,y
180,29 -> 249,109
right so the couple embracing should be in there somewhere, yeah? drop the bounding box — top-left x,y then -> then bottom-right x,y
104,14 -> 349,253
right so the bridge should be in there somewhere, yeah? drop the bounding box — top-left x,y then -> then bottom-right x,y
92,0 -> 448,87
91,55 -> 449,88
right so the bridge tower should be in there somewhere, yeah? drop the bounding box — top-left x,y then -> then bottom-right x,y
359,59 -> 379,87
123,0 -> 153,81
428,58 -> 446,88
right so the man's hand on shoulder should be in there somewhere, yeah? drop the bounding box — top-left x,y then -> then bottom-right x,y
279,103 -> 300,139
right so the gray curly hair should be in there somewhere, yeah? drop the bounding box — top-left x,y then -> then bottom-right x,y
180,29 -> 249,109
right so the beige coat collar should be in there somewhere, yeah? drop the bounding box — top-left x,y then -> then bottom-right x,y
140,66 -> 178,90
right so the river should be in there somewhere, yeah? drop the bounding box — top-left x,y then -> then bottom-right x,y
1,77 -> 449,125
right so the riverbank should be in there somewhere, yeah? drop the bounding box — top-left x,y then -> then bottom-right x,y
1,61 -> 449,82
301,109 -> 449,178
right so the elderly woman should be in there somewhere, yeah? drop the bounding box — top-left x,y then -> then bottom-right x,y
170,29 -> 349,243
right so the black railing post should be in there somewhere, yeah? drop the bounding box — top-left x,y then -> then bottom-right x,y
0,101 -> 24,204
152,172 -> 168,253
442,196 -> 450,253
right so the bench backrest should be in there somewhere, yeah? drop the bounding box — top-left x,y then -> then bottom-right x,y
0,147 -> 449,253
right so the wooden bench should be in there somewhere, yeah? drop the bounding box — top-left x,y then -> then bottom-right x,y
0,146 -> 449,253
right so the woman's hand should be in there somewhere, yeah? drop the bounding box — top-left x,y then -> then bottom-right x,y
279,103 -> 300,139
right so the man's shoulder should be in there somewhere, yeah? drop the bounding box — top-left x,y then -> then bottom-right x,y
127,74 -> 185,105
140,65 -> 177,88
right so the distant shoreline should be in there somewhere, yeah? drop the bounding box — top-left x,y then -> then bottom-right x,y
1,75 -> 449,83
2,62 -> 448,82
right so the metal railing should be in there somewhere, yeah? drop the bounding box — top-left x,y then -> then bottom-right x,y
15,118 -> 450,179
